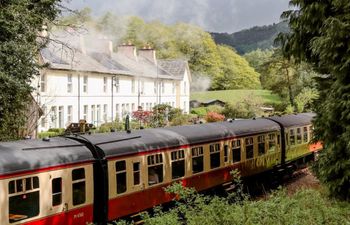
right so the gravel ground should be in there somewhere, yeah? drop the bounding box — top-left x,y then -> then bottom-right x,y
283,167 -> 320,195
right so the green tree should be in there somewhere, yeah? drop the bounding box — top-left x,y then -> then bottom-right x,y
244,48 -> 273,88
279,0 -> 350,199
0,0 -> 61,140
59,7 -> 92,26
215,45 -> 261,89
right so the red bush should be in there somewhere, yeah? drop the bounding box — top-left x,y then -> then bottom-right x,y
205,112 -> 225,122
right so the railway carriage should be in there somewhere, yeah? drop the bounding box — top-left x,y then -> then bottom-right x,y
0,113 -> 322,225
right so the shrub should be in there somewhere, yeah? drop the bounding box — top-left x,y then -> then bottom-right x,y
205,112 -> 225,122
191,107 -> 207,117
38,131 -> 60,139
47,128 -> 65,133
170,114 -> 192,126
206,105 -> 224,113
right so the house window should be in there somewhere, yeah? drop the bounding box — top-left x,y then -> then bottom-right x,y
184,81 -> 187,94
40,74 -> 46,92
91,105 -> 95,123
58,106 -> 64,128
232,139 -> 241,163
131,78 -> 135,93
245,137 -> 254,159
133,162 -> 141,185
67,105 -> 73,124
258,135 -> 265,156
172,82 -> 176,94
103,77 -> 107,93
103,104 -> 108,122
116,161 -> 127,194
161,81 -> 165,94
8,176 -> 40,223
121,104 -> 125,116
67,74 -> 73,93
96,105 -> 101,124
115,104 -> 119,119
52,178 -> 62,206
126,104 -> 130,113
50,106 -> 57,127
268,134 -> 276,152
147,154 -> 163,185
40,106 -> 47,128
72,168 -> 86,205
114,77 -> 119,93
83,105 -> 88,121
171,150 -> 185,179
132,103 -> 135,111
192,147 -> 204,174
154,81 -> 157,94
83,76 -> 88,93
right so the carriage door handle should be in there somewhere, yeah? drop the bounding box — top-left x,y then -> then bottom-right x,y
63,203 -> 68,212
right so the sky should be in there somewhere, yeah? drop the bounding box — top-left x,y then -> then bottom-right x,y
65,0 -> 290,33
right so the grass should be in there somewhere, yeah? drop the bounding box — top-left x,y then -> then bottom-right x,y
191,89 -> 281,105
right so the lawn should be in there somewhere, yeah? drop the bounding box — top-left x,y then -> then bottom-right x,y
191,89 -> 281,105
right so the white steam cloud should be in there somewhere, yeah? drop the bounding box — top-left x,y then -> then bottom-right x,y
65,0 -> 290,33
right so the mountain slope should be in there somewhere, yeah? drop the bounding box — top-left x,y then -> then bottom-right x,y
211,22 -> 289,54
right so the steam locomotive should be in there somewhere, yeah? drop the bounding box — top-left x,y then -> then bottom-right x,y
0,113 -> 322,225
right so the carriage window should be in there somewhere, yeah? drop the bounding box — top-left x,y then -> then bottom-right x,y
147,154 -> 163,185
8,176 -> 40,223
303,127 -> 308,143
72,168 -> 86,205
192,147 -> 204,174
209,143 -> 221,169
224,145 -> 229,163
289,129 -> 296,145
232,140 -> 241,163
245,137 -> 254,159
52,178 -> 62,206
116,161 -> 127,194
171,150 -> 185,179
268,134 -> 276,152
133,162 -> 141,185
309,126 -> 314,140
297,128 -> 302,144
258,135 -> 265,156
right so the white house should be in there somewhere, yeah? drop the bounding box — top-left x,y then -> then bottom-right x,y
33,35 -> 191,131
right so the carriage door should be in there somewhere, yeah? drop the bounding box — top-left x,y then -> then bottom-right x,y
49,173 -> 66,223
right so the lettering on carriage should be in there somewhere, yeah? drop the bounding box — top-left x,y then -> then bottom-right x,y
73,212 -> 84,219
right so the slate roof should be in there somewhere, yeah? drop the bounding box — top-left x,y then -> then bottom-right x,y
40,37 -> 188,80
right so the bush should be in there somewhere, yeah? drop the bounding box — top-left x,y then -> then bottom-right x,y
170,114 -> 192,126
38,131 -> 60,139
191,107 -> 208,117
47,128 -> 65,133
206,105 -> 223,113
205,112 -> 225,122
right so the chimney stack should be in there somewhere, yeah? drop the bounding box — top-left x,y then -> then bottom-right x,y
138,44 -> 157,64
117,41 -> 137,60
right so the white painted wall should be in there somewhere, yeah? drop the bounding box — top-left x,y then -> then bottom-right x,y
33,69 -> 190,131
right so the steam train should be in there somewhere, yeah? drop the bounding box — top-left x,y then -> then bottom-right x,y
0,113 -> 322,225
